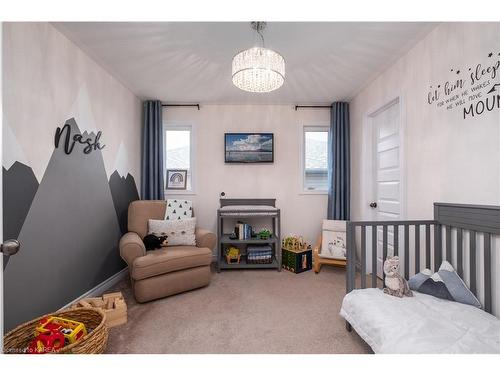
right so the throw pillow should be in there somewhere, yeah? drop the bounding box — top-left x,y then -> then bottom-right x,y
408,261 -> 481,308
148,217 -> 196,246
165,199 -> 193,220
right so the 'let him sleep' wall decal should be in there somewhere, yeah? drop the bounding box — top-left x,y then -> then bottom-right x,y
427,51 -> 500,119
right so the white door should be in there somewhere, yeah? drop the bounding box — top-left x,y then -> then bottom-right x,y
370,98 -> 404,278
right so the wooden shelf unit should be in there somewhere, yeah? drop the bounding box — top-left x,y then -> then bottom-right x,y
216,198 -> 281,272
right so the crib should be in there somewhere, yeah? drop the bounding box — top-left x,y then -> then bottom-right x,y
341,202 -> 500,353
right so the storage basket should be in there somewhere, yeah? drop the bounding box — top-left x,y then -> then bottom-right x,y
282,247 -> 312,273
3,307 -> 108,354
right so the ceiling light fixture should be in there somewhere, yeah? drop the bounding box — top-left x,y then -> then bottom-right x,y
232,22 -> 285,93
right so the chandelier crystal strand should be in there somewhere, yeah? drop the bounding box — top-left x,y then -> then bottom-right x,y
232,46 -> 285,93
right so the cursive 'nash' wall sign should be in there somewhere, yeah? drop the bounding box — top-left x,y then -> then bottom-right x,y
54,122 -> 105,155
427,51 -> 500,120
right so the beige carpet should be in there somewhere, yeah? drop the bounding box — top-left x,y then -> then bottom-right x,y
105,266 -> 372,354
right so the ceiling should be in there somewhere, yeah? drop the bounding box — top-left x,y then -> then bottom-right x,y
54,22 -> 436,104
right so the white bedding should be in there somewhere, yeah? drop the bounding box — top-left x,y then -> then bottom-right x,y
340,288 -> 500,354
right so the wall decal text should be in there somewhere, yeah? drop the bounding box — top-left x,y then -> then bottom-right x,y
426,52 -> 500,119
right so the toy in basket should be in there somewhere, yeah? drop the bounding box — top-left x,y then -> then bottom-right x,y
225,246 -> 241,264
71,292 -> 127,328
28,315 -> 87,354
281,235 -> 312,273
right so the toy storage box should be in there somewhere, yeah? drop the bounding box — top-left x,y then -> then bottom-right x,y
71,292 -> 127,328
282,247 -> 312,273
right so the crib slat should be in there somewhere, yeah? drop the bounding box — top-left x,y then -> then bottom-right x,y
457,228 -> 463,278
446,225 -> 452,261
484,233 -> 491,313
393,225 -> 399,256
361,226 -> 366,289
382,225 -> 388,262
372,225 -> 377,288
469,230 -> 476,295
434,224 -> 442,271
425,224 -> 431,269
404,225 -> 409,280
414,224 -> 420,274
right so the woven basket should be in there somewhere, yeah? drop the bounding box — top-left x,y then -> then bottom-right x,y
3,308 -> 108,354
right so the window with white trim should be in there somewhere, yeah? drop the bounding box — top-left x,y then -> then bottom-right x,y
302,126 -> 329,192
164,125 -> 193,192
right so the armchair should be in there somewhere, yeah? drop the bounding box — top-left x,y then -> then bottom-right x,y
119,200 -> 215,302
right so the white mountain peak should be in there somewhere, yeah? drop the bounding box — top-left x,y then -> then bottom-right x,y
3,121 -> 30,171
114,142 -> 130,178
67,84 -> 98,133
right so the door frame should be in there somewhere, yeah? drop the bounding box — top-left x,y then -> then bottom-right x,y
365,94 -> 407,222
362,94 -> 407,277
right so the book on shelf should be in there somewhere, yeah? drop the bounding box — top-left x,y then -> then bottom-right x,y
236,223 -> 253,240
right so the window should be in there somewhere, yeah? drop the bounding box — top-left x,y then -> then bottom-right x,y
164,125 -> 194,192
302,126 -> 329,193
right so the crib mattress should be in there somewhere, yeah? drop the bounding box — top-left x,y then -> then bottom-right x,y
340,288 -> 500,354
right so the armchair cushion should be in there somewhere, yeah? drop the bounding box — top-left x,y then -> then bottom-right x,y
131,246 -> 212,281
195,228 -> 216,250
128,200 -> 166,238
119,232 -> 146,266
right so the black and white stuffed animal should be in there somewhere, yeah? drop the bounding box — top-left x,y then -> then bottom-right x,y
143,234 -> 168,250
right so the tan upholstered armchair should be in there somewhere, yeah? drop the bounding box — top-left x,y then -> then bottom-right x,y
119,200 -> 215,302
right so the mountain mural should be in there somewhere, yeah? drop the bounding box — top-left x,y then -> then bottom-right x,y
2,162 -> 39,240
2,162 -> 39,268
4,118 -> 124,331
109,171 -> 140,234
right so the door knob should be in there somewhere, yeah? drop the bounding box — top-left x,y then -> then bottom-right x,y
369,202 -> 378,208
1,239 -> 20,256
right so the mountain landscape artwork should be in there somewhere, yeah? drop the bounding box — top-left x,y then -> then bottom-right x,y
224,133 -> 274,163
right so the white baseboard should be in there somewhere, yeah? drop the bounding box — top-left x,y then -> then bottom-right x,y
60,268 -> 129,310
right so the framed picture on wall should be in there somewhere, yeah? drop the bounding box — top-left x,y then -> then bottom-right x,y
224,133 -> 274,163
166,169 -> 187,190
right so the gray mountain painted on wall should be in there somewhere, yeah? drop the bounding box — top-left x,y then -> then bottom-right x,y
4,118 -> 124,331
109,171 -> 140,234
3,162 -> 39,239
2,162 -> 39,268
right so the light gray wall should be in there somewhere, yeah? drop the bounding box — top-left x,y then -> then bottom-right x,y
164,104 -> 331,247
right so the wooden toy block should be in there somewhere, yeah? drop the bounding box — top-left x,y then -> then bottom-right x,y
106,299 -> 114,310
79,300 -> 92,308
71,292 -> 127,328
103,292 -> 122,300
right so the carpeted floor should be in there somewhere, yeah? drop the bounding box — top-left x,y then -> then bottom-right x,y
105,266 -> 372,354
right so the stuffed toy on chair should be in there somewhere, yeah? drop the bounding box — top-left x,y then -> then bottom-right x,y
143,234 -> 168,250
383,256 -> 413,298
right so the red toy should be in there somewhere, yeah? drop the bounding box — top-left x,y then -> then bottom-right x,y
28,330 -> 65,354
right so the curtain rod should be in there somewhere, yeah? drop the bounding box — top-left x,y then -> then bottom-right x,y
162,104 -> 200,110
295,105 -> 331,111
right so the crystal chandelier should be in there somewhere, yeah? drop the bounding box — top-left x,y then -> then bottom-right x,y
232,22 -> 285,93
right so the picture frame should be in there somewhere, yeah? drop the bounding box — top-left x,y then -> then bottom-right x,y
166,169 -> 187,190
321,220 -> 347,260
224,133 -> 274,163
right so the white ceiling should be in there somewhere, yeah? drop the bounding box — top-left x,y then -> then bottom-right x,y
54,22 -> 436,104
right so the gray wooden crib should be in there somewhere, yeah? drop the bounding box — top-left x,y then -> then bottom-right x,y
345,202 -> 499,331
